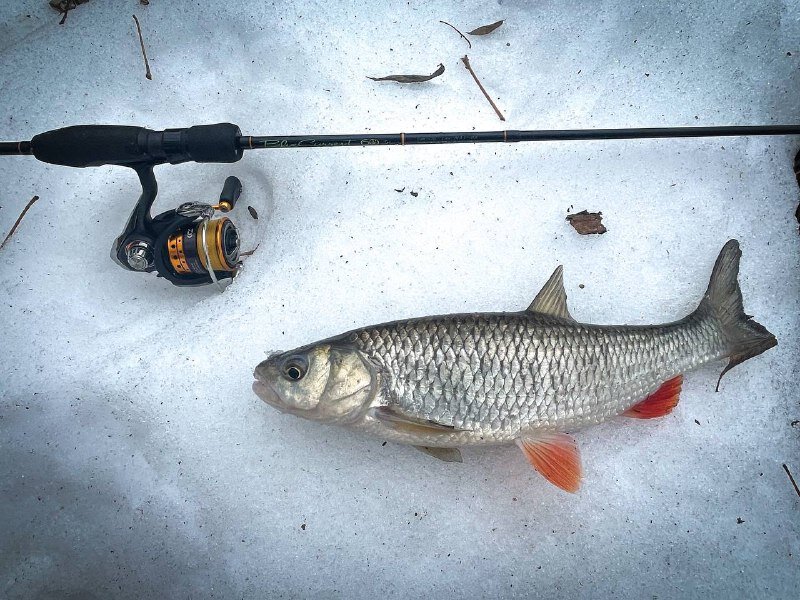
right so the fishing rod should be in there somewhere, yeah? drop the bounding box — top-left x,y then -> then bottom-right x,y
1,122 -> 799,287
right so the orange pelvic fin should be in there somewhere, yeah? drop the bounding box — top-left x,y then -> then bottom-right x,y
516,433 -> 582,493
623,375 -> 683,419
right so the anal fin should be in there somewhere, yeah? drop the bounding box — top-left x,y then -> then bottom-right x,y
414,446 -> 463,463
516,433 -> 582,493
623,375 -> 683,419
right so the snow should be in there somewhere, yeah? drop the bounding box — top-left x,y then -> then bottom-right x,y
1,0 -> 798,598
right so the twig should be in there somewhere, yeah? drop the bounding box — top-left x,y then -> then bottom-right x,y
1,196 -> 40,250
783,463 -> 800,498
439,21 -> 471,48
132,15 -> 152,81
59,5 -> 70,25
793,149 -> 800,233
240,244 -> 260,258
460,55 -> 505,121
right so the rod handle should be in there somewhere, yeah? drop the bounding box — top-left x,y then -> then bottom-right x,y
30,123 -> 243,168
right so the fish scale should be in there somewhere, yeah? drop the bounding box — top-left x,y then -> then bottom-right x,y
351,312 -> 726,441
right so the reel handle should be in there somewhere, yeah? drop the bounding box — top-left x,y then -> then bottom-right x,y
218,175 -> 243,211
30,123 -> 243,168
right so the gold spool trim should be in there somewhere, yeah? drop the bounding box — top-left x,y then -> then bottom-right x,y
198,217 -> 236,272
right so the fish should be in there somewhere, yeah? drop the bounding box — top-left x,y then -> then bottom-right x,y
253,240 -> 776,492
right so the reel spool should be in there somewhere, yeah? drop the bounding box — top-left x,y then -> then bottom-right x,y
167,217 -> 240,276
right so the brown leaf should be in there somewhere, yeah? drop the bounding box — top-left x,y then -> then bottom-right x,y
566,210 -> 607,235
794,149 -> 800,233
50,0 -> 90,23
467,20 -> 504,36
368,63 -> 445,83
49,0 -> 90,13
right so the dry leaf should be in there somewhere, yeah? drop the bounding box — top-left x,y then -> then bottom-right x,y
794,148 -> 800,187
368,63 -> 445,83
467,20 -> 504,35
566,210 -> 607,235
49,0 -> 90,13
794,149 -> 800,233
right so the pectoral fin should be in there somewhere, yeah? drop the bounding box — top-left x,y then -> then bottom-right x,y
368,406 -> 462,435
414,446 -> 463,463
516,432 -> 582,493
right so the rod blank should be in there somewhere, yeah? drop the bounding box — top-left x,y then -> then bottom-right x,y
0,141 -> 31,155
239,125 -> 800,150
4,124 -> 800,158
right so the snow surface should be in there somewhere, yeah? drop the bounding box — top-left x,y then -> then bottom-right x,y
1,0 -> 799,598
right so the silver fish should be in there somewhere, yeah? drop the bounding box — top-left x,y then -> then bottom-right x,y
253,240 -> 776,492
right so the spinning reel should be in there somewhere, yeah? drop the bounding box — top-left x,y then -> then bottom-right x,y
111,166 -> 243,287
13,122 -> 247,287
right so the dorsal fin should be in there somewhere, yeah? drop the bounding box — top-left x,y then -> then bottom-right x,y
527,265 -> 575,321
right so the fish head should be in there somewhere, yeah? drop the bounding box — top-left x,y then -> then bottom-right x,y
253,342 -> 376,424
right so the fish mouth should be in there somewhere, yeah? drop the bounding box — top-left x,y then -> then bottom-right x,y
252,373 -> 291,413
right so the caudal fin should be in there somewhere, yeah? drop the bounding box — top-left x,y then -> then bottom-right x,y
696,239 -> 777,390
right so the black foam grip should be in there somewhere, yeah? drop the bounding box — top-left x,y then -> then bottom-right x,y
30,123 -> 243,168
185,123 -> 243,163
31,125 -> 148,168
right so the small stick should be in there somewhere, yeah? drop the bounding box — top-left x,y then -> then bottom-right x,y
793,149 -> 800,232
460,55 -> 505,121
240,244 -> 260,258
59,4 -> 70,25
1,196 -> 40,250
783,463 -> 800,498
132,15 -> 152,80
439,21 -> 471,48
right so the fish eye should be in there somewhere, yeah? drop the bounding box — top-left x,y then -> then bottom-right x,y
282,358 -> 307,381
